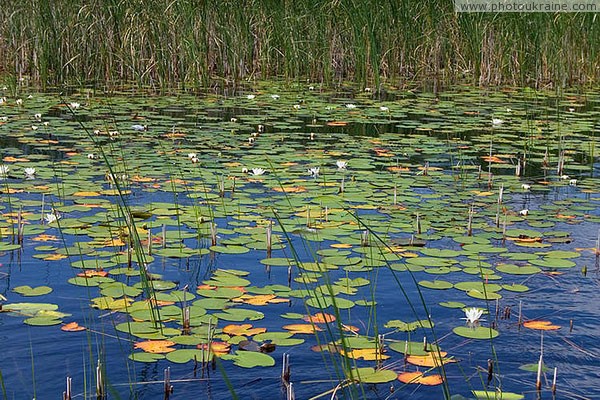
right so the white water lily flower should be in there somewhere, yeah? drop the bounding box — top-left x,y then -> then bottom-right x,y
190,156 -> 199,163
308,86 -> 315,91
492,118 -> 503,126
187,153 -> 197,159
380,106 -> 389,112
569,179 -> 577,186
293,104 -> 301,110
45,211 -> 61,224
346,104 -> 357,109
70,102 -> 80,109
24,168 -> 36,179
568,107 -> 575,113
34,113 -> 42,121
247,94 -> 256,100
31,125 -> 38,130
308,167 -> 320,177
131,124 -> 147,131
87,153 -> 96,159
336,161 -> 348,170
519,209 -> 529,216
0,116 -> 7,122
241,167 -> 248,173
251,168 -> 266,176
463,307 -> 484,327
364,87 -> 371,92
16,98 -> 23,106
271,94 -> 280,100
560,175 -> 570,180
0,97 -> 6,105
0,165 -> 9,178
521,183 -> 531,191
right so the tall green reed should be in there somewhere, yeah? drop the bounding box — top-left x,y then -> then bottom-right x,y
0,0 -> 597,89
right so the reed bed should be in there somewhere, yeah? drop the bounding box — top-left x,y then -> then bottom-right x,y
0,0 -> 598,89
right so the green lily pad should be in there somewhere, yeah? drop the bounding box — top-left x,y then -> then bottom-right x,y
221,350 -> 275,368
418,280 -> 453,290
24,316 -> 62,326
349,367 -> 397,383
13,286 -> 53,296
166,349 -> 207,363
472,390 -> 524,399
453,326 -> 499,339
129,352 -> 165,363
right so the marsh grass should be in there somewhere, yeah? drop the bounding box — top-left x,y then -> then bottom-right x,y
0,1 -> 598,89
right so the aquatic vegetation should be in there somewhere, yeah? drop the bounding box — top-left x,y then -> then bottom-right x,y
462,307 -> 484,327
0,84 -> 598,399
0,1 -> 598,88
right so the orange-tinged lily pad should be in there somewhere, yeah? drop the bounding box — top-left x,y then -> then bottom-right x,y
61,322 -> 86,332
331,243 -> 353,249
3,156 -> 30,162
398,371 -> 444,385
43,253 -> 68,261
232,294 -> 277,306
283,324 -> 324,334
222,324 -> 267,337
341,348 -> 390,361
134,340 -> 176,353
406,352 -> 455,367
273,186 -> 307,193
32,234 -> 59,242
523,320 -> 561,331
198,341 -> 231,356
77,270 -> 109,278
303,312 -> 336,324
73,191 -> 101,197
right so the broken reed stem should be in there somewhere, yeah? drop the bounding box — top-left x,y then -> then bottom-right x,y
502,213 -> 507,245
306,207 -> 310,227
63,376 -> 72,400
536,354 -> 543,391
495,184 -> 503,226
376,334 -> 384,370
163,367 -> 173,399
282,353 -> 291,386
96,359 -> 104,399
361,230 -> 369,247
393,184 -> 397,206
147,227 -> 152,255
557,150 -> 565,176
518,300 -> 522,330
266,220 -> 273,255
467,205 -> 473,236
552,367 -> 557,395
40,193 -> 45,224
162,224 -> 166,248
416,213 -> 421,235
536,330 -> 544,391
340,176 -> 345,194
210,223 -> 217,246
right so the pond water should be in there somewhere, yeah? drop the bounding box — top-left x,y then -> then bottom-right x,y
0,83 -> 599,400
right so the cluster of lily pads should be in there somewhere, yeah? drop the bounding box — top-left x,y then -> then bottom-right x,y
0,83 -> 598,399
